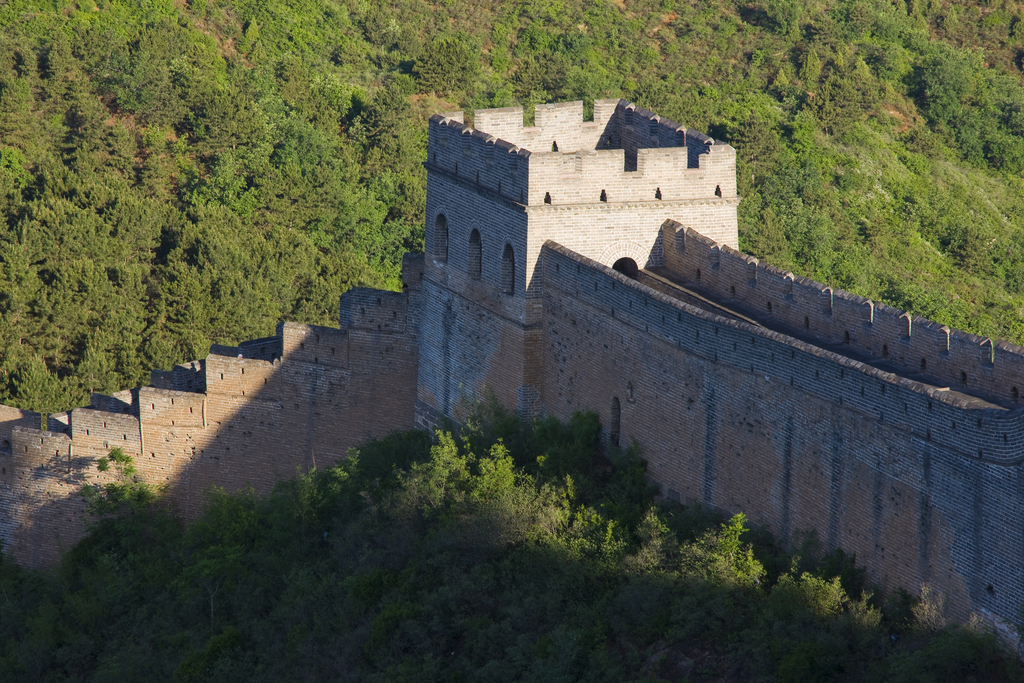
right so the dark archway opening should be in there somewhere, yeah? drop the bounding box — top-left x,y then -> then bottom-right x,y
613,257 -> 639,280
468,229 -> 482,279
434,214 -> 448,260
501,244 -> 515,294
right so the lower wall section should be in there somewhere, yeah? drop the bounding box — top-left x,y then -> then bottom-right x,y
0,293 -> 420,570
416,277 -> 530,420
540,255 -> 1024,626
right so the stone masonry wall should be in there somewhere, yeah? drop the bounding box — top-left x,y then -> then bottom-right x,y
539,240 -> 1024,626
0,262 -> 422,568
419,169 -> 535,419
665,221 -> 1024,416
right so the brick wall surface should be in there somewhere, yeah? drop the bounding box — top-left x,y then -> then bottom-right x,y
664,221 -> 1024,413
538,241 -> 1024,624
0,270 -> 421,566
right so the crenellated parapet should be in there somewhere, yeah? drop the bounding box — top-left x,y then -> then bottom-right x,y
426,99 -> 736,209
664,220 -> 1024,412
523,143 -> 735,207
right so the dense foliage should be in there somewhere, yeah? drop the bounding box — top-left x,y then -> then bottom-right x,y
0,410 -> 1019,681
5,0 -> 1024,413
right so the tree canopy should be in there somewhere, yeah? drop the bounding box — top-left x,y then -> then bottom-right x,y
4,0 -> 1024,414
1,410 -> 1019,681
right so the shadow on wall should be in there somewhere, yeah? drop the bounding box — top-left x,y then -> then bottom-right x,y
0,268 -> 423,569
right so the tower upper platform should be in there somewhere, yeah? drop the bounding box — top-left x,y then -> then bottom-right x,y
426,100 -> 738,250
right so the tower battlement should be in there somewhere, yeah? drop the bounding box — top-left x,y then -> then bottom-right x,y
427,99 -> 736,214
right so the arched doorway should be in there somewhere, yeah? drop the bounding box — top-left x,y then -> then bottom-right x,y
613,257 -> 639,279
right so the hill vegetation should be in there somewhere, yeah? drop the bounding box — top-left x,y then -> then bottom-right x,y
3,0 -> 1024,413
1,410 -> 1020,682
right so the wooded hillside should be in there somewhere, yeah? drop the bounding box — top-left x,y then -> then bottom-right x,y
1,410 -> 1020,681
4,0 -> 1024,413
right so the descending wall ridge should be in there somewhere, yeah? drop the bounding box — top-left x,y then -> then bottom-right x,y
664,223 -> 1024,411
1,100 -> 1021,639
544,231 -> 1024,465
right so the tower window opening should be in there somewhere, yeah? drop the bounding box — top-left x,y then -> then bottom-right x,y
544,192 -> 551,204
613,257 -> 639,280
730,285 -> 736,296
804,316 -> 810,330
468,229 -> 482,280
501,244 -> 515,294
600,189 -> 607,202
715,185 -> 722,197
434,214 -> 448,260
960,371 -> 967,385
921,358 -> 927,372
610,397 -> 621,447
882,344 -> 889,358
767,301 -> 773,313
551,141 -> 558,152
655,187 -> 662,200
696,268 -> 702,281
1012,387 -> 1019,401
844,331 -> 850,344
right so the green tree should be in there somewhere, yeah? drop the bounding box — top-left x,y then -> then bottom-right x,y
800,49 -> 821,88
78,447 -> 164,518
414,36 -> 475,96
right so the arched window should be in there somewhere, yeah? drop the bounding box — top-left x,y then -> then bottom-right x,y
613,257 -> 638,280
468,229 -> 482,279
501,244 -> 515,294
434,214 -> 448,260
610,397 -> 621,447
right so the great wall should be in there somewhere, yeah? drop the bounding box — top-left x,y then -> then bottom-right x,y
2,99 -> 1022,636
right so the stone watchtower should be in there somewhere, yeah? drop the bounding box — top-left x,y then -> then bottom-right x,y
416,99 -> 739,425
